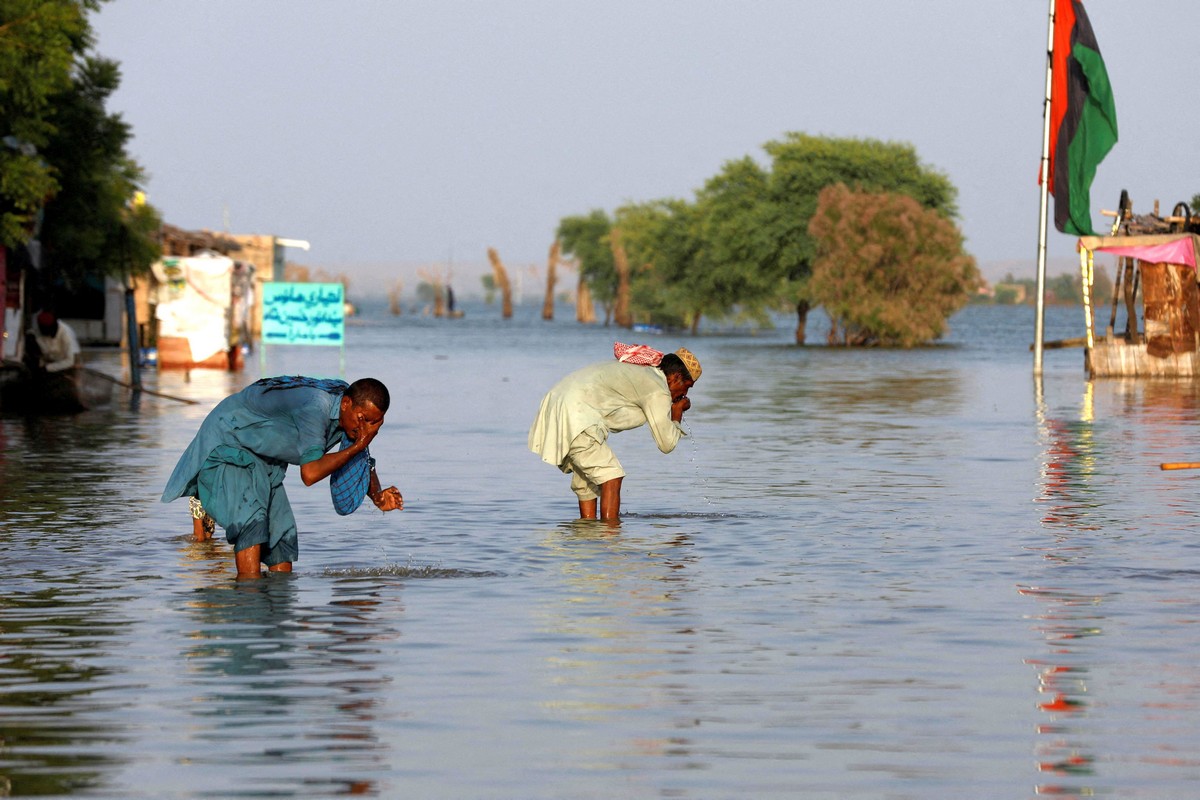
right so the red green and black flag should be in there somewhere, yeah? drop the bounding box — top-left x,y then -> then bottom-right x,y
1047,0 -> 1118,236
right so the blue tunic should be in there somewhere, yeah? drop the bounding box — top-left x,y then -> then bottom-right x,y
161,378 -> 348,566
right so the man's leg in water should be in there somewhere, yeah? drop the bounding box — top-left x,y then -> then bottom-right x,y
576,478 -> 623,520
567,432 -> 624,521
599,477 -> 623,520
235,544 -> 292,578
190,497 -> 215,541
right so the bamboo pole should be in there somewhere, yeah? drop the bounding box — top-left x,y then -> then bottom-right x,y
1033,0 -> 1056,376
82,366 -> 198,404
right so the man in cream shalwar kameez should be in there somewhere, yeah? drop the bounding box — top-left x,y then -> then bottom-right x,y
528,348 -> 701,520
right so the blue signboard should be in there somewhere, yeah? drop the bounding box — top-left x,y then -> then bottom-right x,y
261,282 -> 345,345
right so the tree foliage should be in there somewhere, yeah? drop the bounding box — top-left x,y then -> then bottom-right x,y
807,184 -> 979,347
1,0 -> 160,287
761,133 -> 959,340
557,210 -> 615,310
38,54 -> 161,284
613,199 -> 697,329
557,133 -> 969,342
0,0 -> 94,245
616,158 -> 781,331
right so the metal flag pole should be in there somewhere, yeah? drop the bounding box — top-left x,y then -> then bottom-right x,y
1034,0 -> 1056,376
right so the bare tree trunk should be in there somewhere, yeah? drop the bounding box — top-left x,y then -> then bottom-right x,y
576,274 -> 596,323
542,241 -> 559,321
610,229 -> 632,328
418,268 -> 445,317
487,247 -> 513,319
388,279 -> 403,315
690,311 -> 701,335
794,299 -> 810,344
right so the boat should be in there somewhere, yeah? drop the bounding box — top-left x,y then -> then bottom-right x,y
1077,196 -> 1200,378
0,365 -> 115,414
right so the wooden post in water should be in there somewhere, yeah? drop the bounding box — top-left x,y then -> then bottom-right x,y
124,280 -> 142,392
487,247 -> 513,319
542,241 -> 559,321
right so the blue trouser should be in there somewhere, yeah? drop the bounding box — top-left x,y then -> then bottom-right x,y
196,445 -> 298,566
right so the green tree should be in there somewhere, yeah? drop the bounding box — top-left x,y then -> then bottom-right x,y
0,0 -> 93,246
557,210 -> 615,321
39,53 -> 160,288
994,284 -> 1022,305
2,0 -> 160,298
614,198 -> 698,329
762,133 -> 959,342
807,184 -> 978,347
687,156 -> 780,328
616,159 -> 781,332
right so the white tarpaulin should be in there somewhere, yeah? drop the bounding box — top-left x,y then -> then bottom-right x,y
152,253 -> 233,363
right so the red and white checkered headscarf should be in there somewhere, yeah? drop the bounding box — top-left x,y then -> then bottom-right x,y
613,342 -> 663,366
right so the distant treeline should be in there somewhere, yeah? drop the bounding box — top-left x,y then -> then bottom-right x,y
978,267 -> 1113,307
556,133 -> 980,347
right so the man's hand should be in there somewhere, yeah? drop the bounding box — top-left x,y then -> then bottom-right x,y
671,394 -> 691,422
350,415 -> 383,451
371,486 -> 404,511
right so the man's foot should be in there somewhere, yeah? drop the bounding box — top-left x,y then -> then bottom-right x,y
190,497 -> 215,541
192,515 -> 214,541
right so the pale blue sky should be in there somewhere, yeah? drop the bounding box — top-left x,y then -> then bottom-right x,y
92,1 -> 1200,288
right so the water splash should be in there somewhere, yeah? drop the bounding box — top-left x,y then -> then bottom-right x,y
322,558 -> 504,579
684,420 -> 715,507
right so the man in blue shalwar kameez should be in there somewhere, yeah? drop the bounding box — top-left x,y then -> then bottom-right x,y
162,376 -> 403,577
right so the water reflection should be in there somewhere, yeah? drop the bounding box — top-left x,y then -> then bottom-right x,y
1028,376 -> 1200,797
1029,378 -> 1106,797
1035,381 -> 1101,535
0,407 -> 171,536
533,521 -> 701,767
0,583 -> 133,796
176,576 -> 403,797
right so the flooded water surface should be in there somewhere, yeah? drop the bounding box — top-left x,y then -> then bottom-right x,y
3,303 -> 1200,798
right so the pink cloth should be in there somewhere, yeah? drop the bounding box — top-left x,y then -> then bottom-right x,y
1093,239 -> 1198,269
613,342 -> 663,366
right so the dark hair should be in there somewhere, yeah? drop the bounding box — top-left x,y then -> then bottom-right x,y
346,378 -> 390,413
658,353 -> 692,381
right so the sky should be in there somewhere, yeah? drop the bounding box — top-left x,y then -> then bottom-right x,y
90,1 -> 1200,293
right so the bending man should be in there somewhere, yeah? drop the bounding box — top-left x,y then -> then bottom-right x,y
162,376 -> 403,577
528,348 -> 700,520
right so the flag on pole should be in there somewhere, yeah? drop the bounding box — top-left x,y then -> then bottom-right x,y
1048,0 -> 1118,236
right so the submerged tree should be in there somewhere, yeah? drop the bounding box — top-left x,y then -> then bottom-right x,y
556,132 -> 968,338
557,210 -> 615,323
807,184 -> 978,347
762,133 -> 959,343
613,199 -> 697,329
